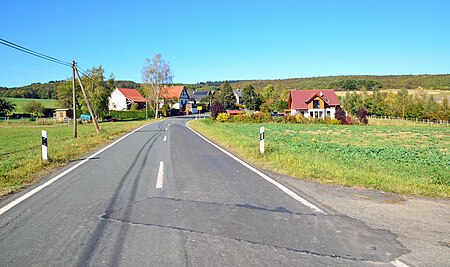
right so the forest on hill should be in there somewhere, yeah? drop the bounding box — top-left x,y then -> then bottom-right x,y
228,74 -> 450,92
1,74 -> 449,100
0,80 -> 140,99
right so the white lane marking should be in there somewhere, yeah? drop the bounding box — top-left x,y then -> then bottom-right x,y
156,161 -> 164,189
186,122 -> 325,214
163,136 -> 167,142
165,128 -> 168,131
391,260 -> 410,267
0,122 -> 156,217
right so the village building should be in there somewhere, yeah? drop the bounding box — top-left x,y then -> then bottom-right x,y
190,90 -> 211,104
53,108 -> 72,123
233,89 -> 243,105
160,86 -> 190,110
109,88 -> 147,110
288,89 -> 340,119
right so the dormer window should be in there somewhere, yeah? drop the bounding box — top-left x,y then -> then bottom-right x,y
313,100 -> 320,108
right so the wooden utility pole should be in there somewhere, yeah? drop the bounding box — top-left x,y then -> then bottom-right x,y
74,66 -> 100,133
72,61 -> 77,139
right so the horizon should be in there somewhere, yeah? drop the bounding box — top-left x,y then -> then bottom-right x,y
1,1 -> 449,88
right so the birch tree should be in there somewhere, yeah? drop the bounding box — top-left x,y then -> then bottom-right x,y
142,54 -> 172,118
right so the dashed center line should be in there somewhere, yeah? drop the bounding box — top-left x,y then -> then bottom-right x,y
163,136 -> 167,142
391,260 -> 410,267
156,161 -> 164,189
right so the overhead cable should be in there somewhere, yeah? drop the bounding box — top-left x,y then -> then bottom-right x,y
0,37 -> 72,67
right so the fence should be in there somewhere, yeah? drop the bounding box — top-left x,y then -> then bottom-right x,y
368,115 -> 449,126
0,116 -> 71,127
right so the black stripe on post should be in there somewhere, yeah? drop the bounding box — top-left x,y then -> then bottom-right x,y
42,136 -> 48,146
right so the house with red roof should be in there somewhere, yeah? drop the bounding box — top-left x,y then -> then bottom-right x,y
159,85 -> 190,110
288,89 -> 340,119
109,88 -> 147,110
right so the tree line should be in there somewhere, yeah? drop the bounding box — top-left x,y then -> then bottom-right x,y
342,88 -> 449,121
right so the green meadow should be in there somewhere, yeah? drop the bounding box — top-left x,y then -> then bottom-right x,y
6,97 -> 60,113
0,120 -> 151,196
190,119 -> 450,198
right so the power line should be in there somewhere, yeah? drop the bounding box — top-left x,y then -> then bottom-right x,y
0,37 -> 72,67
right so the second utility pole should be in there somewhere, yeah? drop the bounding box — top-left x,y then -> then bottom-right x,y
72,61 -> 77,139
74,65 -> 100,133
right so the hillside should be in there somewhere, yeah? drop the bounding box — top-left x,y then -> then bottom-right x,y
1,75 -> 449,100
0,80 -> 140,99
228,74 -> 450,92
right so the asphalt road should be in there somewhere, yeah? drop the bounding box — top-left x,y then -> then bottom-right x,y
0,117 -> 409,266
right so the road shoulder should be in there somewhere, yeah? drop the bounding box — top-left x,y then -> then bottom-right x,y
271,172 -> 450,267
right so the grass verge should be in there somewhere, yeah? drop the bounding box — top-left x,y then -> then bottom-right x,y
189,119 -> 449,198
0,120 -> 153,197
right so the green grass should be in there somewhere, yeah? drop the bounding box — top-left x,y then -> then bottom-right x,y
0,120 -> 154,196
6,97 -> 60,113
190,119 -> 450,198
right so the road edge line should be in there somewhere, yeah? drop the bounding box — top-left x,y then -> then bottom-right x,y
0,121 -> 156,216
186,121 -> 326,214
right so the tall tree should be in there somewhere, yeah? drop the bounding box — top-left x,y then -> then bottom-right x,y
214,81 -> 236,110
57,79 -> 82,110
23,100 -> 44,117
0,97 -> 15,116
395,88 -> 411,118
81,66 -> 115,120
142,54 -> 173,118
242,85 -> 262,110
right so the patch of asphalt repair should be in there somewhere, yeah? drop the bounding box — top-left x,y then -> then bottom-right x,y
100,196 -> 409,265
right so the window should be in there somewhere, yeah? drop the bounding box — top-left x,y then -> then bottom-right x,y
309,111 -> 313,117
313,100 -> 320,109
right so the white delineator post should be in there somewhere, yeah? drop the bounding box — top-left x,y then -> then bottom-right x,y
260,126 -> 265,154
42,130 -> 48,161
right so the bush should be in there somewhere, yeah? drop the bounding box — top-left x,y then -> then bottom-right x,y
325,118 -> 341,125
109,110 -> 153,121
211,102 -> 225,119
249,112 -> 272,123
282,115 -> 297,123
357,108 -> 369,125
294,114 -> 304,123
216,112 -> 230,122
335,106 -> 348,124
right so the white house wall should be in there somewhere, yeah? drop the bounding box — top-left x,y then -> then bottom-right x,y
109,89 -> 127,110
291,107 -> 336,119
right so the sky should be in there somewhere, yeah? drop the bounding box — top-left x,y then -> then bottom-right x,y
1,0 -> 449,87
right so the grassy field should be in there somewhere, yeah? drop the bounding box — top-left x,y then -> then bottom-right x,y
6,97 -> 60,113
0,120 -> 152,197
190,120 -> 450,198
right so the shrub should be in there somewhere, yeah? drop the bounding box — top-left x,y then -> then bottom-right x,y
294,114 -> 304,123
250,112 -> 272,123
211,102 -> 224,119
216,112 -> 230,122
357,108 -> 369,125
335,106 -> 348,124
325,118 -> 341,125
109,110 -> 152,120
282,115 -> 297,123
